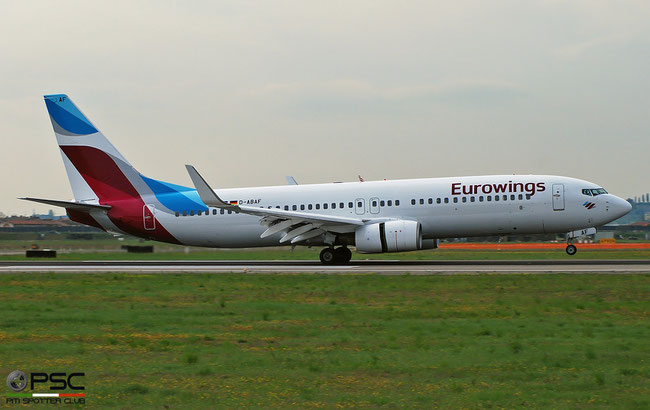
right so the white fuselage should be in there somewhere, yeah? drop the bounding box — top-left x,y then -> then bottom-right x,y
144,175 -> 630,248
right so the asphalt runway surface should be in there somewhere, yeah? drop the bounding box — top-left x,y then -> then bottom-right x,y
0,260 -> 648,274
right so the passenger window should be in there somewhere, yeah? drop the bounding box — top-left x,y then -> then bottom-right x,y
276,206 -> 280,209
453,197 -> 458,203
380,200 -> 385,207
518,194 -> 523,200
308,204 -> 312,210
372,200 -> 377,207
182,211 -> 187,216
436,198 -> 441,204
190,210 -> 195,216
198,210 -> 202,216
503,195 -> 508,201
470,197 -> 475,202
331,203 -> 336,209
419,199 -> 424,205
227,210 -> 232,214
395,200 -> 400,206
300,205 -> 305,210
487,196 -> 492,201
495,195 -> 499,201
357,201 -> 362,208
428,198 -> 433,204
340,202 -> 344,208
284,206 -> 289,211
316,204 -> 320,210
348,202 -> 353,208
411,199 -> 416,205
324,203 -> 328,209
220,209 -> 224,214
525,194 -> 531,200
462,197 -> 467,203
213,209 -> 217,215
511,195 -> 515,200
387,200 -> 392,206
444,198 -> 449,204
479,196 -> 484,202
175,212 -> 180,217
292,205 -> 297,211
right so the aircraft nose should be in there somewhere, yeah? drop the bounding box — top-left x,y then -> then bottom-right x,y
611,196 -> 632,218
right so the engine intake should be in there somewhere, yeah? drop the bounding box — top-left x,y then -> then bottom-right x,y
355,220 -> 424,253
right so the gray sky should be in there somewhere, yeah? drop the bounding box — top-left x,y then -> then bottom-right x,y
1,0 -> 648,215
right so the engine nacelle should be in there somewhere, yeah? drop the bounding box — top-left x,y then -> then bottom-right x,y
355,220 -> 423,253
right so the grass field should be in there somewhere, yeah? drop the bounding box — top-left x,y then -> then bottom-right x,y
1,273 -> 648,408
2,244 -> 650,261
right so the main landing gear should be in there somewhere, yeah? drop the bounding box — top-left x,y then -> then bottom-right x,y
319,247 -> 352,265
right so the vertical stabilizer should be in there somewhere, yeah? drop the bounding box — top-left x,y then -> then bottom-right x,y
44,94 -> 140,203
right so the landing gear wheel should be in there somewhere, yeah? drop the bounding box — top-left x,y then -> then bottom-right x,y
320,248 -> 336,264
334,247 -> 352,264
565,244 -> 577,256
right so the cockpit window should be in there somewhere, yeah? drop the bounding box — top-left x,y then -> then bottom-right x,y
582,189 -> 592,196
591,188 -> 608,196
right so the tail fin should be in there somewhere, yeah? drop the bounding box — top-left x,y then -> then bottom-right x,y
43,94 -> 199,244
44,94 -> 143,204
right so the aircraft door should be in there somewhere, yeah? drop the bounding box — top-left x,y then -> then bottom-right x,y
355,198 -> 365,215
552,184 -> 565,211
143,204 -> 156,230
369,197 -> 380,214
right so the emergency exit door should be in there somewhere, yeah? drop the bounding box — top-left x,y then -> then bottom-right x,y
143,204 -> 156,230
552,184 -> 565,211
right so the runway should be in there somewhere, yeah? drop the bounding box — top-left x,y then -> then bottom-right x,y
0,260 -> 648,274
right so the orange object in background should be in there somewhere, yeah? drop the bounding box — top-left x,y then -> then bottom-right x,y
599,238 -> 616,244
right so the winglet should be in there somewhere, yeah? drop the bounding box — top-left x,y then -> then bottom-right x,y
285,176 -> 299,185
184,165 -> 239,209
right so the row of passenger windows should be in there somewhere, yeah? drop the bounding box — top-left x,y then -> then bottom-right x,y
410,194 -> 532,205
176,208 -> 235,217
174,199 -> 402,217
174,194 -> 531,217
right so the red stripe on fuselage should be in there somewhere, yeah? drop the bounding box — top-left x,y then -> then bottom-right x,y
60,145 -> 180,244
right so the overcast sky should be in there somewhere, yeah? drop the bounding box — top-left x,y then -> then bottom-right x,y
1,0 -> 648,215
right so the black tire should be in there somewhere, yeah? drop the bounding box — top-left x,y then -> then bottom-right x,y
334,247 -> 352,264
566,244 -> 577,256
320,248 -> 336,264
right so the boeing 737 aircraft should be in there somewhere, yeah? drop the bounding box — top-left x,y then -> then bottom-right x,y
22,94 -> 632,264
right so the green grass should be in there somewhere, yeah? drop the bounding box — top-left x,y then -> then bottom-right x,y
1,246 -> 649,261
1,273 -> 649,408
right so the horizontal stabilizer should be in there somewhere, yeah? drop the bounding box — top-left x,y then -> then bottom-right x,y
19,197 -> 111,211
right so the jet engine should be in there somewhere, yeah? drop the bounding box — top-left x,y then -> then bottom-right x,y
355,220 -> 437,253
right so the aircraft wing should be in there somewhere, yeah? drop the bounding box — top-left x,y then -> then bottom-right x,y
185,165 -> 374,244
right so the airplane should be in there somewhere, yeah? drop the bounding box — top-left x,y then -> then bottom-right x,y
22,94 -> 632,264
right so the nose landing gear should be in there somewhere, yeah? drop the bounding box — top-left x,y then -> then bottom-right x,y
565,243 -> 577,255
319,247 -> 352,264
